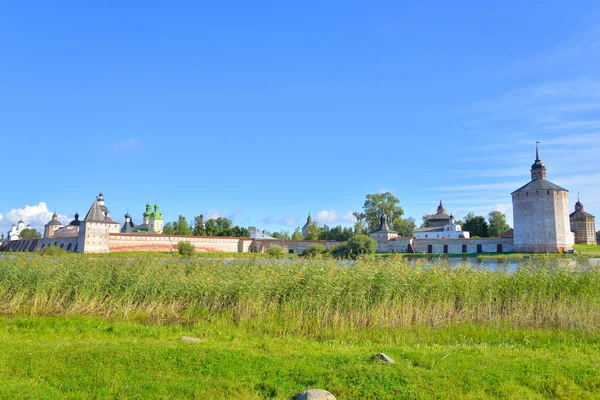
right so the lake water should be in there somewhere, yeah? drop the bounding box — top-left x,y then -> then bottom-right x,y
413,257 -> 600,272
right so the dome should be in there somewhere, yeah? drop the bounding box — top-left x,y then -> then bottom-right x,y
531,158 -> 546,170
437,201 -> 446,214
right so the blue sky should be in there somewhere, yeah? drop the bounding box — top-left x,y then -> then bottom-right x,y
2,1 -> 600,234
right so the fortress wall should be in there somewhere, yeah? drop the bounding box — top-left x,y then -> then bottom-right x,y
253,240 -> 342,254
412,238 -> 514,254
384,238 -> 413,253
0,236 -> 79,253
108,233 -> 250,253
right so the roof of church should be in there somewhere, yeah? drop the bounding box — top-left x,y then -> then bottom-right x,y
84,196 -> 119,223
371,214 -> 397,233
68,213 -> 80,226
570,209 -> 594,218
84,200 -> 105,222
250,230 -> 277,240
414,226 -> 445,233
512,178 -> 567,194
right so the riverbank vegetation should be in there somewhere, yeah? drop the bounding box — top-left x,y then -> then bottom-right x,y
1,255 -> 599,329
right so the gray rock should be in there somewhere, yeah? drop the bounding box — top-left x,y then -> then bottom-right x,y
179,336 -> 202,343
373,353 -> 396,363
292,389 -> 336,400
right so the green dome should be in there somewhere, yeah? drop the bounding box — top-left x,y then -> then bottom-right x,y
151,204 -> 163,220
143,201 -> 152,218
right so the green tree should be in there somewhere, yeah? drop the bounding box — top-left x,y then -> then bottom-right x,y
394,216 -> 416,237
231,226 -> 250,237
162,222 -> 175,235
354,192 -> 411,233
173,216 -> 193,236
278,230 -> 291,240
463,213 -> 489,237
354,220 -> 367,235
177,241 -> 195,257
303,222 -> 321,240
267,246 -> 283,257
303,244 -> 326,257
291,228 -> 303,241
346,234 -> 378,257
18,228 -> 41,239
204,217 -> 233,236
193,214 -> 206,236
488,211 -> 510,237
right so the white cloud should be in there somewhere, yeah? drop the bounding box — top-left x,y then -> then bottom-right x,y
261,216 -> 275,225
107,138 -> 141,155
278,217 -> 297,227
0,202 -> 69,233
315,210 -> 356,225
204,209 -> 221,220
227,205 -> 243,219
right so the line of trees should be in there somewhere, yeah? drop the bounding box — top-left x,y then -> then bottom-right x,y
163,215 -> 250,237
457,211 -> 510,238
153,194 -> 513,242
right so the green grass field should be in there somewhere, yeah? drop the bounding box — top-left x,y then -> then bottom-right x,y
1,254 -> 599,399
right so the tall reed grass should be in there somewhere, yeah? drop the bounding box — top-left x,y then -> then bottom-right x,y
0,254 -> 598,330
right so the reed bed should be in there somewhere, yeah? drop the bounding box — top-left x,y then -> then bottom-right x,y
0,254 -> 599,330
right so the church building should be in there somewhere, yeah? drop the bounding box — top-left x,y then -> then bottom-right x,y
121,202 -> 164,234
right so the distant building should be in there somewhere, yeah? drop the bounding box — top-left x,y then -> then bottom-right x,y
370,214 -> 398,243
570,197 -> 596,245
121,202 -> 164,234
423,201 -> 451,228
301,213 -> 313,237
44,213 -> 64,238
512,144 -> 574,253
413,214 -> 470,239
8,220 -> 32,241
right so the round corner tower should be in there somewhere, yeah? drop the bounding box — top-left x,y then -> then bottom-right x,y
511,143 -> 574,253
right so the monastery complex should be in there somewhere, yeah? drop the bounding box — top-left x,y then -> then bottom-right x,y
1,146 -> 596,254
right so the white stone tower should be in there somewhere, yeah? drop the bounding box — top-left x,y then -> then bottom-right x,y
511,143 -> 574,253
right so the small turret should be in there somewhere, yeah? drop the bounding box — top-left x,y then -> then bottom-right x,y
143,201 -> 152,224
97,192 -> 105,206
437,201 -> 446,214
531,142 -> 547,180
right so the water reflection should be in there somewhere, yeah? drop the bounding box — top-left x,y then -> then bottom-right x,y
413,257 -> 600,272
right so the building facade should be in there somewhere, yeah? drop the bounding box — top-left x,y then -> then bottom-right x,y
511,144 -> 574,253
413,214 -> 470,239
569,198 -> 596,245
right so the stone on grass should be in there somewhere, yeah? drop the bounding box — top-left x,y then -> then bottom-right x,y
372,353 -> 396,363
292,389 -> 336,400
179,336 -> 202,343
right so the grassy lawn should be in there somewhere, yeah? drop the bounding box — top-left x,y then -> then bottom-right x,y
574,244 -> 600,255
1,316 -> 599,399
